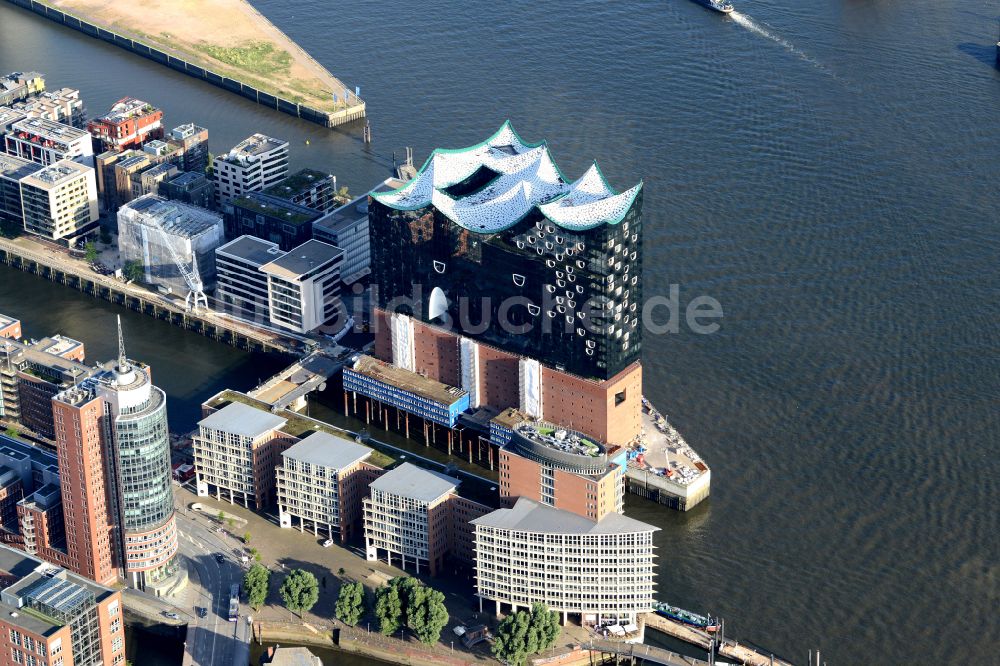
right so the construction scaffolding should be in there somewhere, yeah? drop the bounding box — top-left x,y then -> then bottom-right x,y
117,194 -> 224,310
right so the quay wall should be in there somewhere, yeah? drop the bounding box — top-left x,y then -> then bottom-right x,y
0,245 -> 296,356
625,468 -> 711,511
2,0 -> 366,128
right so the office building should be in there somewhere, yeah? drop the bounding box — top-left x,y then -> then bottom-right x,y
0,154 -> 40,226
167,123 -> 209,174
117,195 -> 224,294
87,98 -> 163,152
215,235 -> 283,323
159,171 -> 214,210
276,432 -> 374,542
5,118 -> 94,167
363,463 -> 460,575
0,434 -> 62,546
262,168 -> 337,212
311,179 -> 401,285
0,72 -> 44,106
0,543 -> 126,666
214,133 -> 288,205
11,87 -> 86,129
225,192 -> 321,251
193,402 -> 292,509
18,160 -> 99,245
492,412 -> 625,521
259,239 -> 343,333
472,497 -> 657,624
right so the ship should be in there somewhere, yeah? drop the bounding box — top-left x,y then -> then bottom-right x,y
655,602 -> 720,631
691,0 -> 734,14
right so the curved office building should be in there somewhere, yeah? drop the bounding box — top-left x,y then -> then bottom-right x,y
98,352 -> 178,591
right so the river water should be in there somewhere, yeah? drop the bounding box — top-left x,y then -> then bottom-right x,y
1,1 -> 998,664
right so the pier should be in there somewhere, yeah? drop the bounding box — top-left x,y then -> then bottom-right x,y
3,0 -> 366,129
642,614 -> 793,666
583,640 -> 710,666
0,236 -> 302,355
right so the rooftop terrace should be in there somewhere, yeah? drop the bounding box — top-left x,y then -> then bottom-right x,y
347,355 -> 469,407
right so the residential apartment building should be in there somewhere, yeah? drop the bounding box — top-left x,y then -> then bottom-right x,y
0,543 -> 126,666
167,123 -> 209,174
159,171 -> 214,210
262,168 -> 337,212
260,239 -> 343,333
0,72 -> 44,106
214,235 -> 283,324
225,192 -> 321,251
87,98 -> 163,152
0,154 -> 40,226
5,118 -> 94,167
276,432 -> 374,542
214,134 -> 288,205
137,163 -> 178,197
472,497 -> 658,625
193,402 -> 292,509
18,160 -> 98,245
110,152 -> 152,210
363,463 -> 459,576
493,414 -> 626,521
10,87 -> 86,129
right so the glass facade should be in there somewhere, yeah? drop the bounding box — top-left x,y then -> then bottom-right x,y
113,387 -> 173,531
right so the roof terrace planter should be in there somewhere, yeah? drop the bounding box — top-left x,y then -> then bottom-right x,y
510,421 -> 610,475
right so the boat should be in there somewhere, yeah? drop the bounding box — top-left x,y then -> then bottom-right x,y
655,602 -> 719,631
691,0 -> 734,14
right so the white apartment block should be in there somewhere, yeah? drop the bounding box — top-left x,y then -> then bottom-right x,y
472,497 -> 659,625
363,463 -> 459,576
18,159 -> 98,244
214,133 -> 288,204
194,402 -> 288,509
276,431 -> 373,542
260,239 -> 343,334
5,117 -> 94,167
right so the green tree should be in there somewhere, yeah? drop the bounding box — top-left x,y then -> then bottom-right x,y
84,242 -> 99,263
243,531 -> 252,545
4,426 -> 18,439
391,576 -> 420,624
335,581 -> 365,627
279,569 -> 319,617
337,185 -> 350,199
123,260 -> 144,283
405,584 -> 449,645
217,510 -> 225,523
492,603 -> 562,666
243,563 -> 270,610
205,152 -> 215,177
374,583 -> 402,636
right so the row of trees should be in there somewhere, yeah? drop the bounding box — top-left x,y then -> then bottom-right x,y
492,603 -> 562,666
242,563 -> 320,616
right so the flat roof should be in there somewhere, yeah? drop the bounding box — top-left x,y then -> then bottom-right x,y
314,179 -> 398,235
281,431 -> 371,470
347,355 -> 468,407
471,497 -> 658,535
199,402 -> 287,438
12,117 -> 89,141
260,239 -> 342,280
491,407 -> 532,430
0,153 -> 41,181
217,235 -> 282,267
263,168 -> 331,199
369,462 -> 458,503
232,193 -> 321,227
120,195 -> 222,238
19,160 -> 91,189
223,133 -> 288,160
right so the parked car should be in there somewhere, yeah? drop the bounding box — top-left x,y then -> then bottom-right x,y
162,611 -> 180,620
196,607 -> 207,618
321,538 -> 334,548
215,554 -> 225,563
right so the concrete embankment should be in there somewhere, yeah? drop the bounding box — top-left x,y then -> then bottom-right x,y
2,0 -> 365,128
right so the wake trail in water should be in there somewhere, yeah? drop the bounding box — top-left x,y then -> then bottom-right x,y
730,11 -> 842,83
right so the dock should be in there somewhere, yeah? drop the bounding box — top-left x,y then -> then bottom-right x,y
3,0 -> 366,129
583,640 -> 710,666
642,614 -> 794,666
0,236 -> 302,355
624,398 -> 711,510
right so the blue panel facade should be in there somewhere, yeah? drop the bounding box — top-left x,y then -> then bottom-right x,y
342,368 -> 469,428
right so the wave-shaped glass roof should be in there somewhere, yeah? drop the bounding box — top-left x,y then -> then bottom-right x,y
371,121 -> 642,233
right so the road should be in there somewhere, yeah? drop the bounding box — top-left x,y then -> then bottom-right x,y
175,504 -> 252,666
